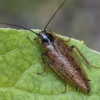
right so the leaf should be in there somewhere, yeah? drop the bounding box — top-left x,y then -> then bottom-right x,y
0,28 -> 100,100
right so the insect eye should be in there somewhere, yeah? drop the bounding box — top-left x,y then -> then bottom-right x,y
42,38 -> 49,43
45,33 -> 54,42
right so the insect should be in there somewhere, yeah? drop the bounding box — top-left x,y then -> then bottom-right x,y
0,0 -> 98,93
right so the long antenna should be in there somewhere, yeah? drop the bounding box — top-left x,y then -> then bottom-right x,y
0,0 -> 66,33
0,22 -> 38,35
44,0 -> 66,30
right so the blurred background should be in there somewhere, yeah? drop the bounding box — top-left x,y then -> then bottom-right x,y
0,0 -> 100,51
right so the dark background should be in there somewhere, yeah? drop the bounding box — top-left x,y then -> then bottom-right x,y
0,0 -> 100,51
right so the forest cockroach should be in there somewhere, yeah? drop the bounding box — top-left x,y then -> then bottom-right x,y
0,0 -> 98,93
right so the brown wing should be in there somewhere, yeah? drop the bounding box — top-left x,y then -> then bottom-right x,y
53,36 -> 89,82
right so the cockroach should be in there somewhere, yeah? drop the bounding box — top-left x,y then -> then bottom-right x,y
1,0 -> 98,93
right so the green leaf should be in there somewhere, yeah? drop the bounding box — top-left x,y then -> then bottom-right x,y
0,28 -> 100,100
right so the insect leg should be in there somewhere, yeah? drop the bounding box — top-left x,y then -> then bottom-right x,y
76,86 -> 78,91
70,45 -> 100,68
37,53 -> 48,74
34,37 -> 38,41
62,80 -> 67,93
65,36 -> 71,42
27,36 -> 40,44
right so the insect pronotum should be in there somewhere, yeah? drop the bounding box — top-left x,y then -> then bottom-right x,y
0,0 -> 99,93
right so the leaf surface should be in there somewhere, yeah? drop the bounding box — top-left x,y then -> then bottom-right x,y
0,28 -> 100,100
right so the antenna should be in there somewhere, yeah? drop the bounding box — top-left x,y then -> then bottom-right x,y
0,22 -> 38,35
44,0 -> 66,30
0,0 -> 66,34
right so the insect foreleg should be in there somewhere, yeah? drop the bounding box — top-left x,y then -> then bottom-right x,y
34,37 -> 39,41
27,36 -> 40,44
27,36 -> 34,44
70,45 -> 100,68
